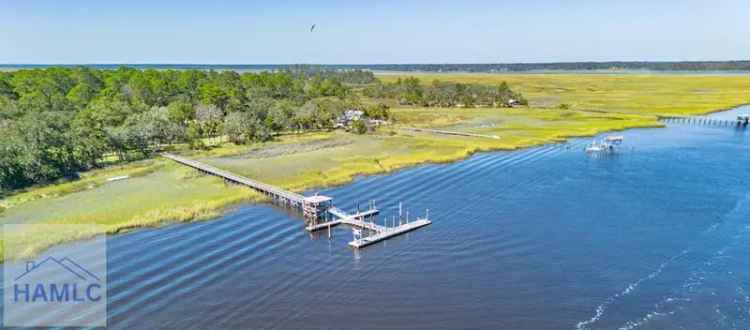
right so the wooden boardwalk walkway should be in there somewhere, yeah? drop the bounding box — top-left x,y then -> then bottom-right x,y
163,153 -> 305,205
402,127 -> 500,139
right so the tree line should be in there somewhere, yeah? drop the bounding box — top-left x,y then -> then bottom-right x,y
364,77 -> 527,107
0,67 -> 522,191
0,67 -> 377,190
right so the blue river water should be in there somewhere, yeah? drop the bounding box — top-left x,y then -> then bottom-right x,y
5,106 -> 750,329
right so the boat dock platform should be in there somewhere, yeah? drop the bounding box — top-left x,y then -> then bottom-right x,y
349,218 -> 431,248
163,153 -> 432,249
307,205 -> 432,249
305,208 -> 381,232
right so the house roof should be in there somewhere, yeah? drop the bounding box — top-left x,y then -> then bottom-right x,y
304,195 -> 333,204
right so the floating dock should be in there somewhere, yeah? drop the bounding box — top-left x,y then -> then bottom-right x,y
163,153 -> 432,249
349,218 -> 431,248
308,206 -> 433,249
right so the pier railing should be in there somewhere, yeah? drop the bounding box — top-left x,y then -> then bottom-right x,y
660,116 -> 749,127
163,153 -> 306,205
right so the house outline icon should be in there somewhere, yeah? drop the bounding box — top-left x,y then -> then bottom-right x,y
14,256 -> 101,282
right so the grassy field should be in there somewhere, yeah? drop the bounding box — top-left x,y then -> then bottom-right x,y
381,73 -> 750,115
2,73 -> 750,260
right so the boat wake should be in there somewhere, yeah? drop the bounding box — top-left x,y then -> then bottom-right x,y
611,193 -> 750,329
575,250 -> 689,330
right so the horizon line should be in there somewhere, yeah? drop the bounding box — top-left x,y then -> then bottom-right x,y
2,60 -> 750,67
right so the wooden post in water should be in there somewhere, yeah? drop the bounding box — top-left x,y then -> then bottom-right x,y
399,202 -> 403,221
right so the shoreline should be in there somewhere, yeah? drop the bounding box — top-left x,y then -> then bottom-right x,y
1,116 -> 664,262
655,102 -> 750,118
5,70 -> 750,261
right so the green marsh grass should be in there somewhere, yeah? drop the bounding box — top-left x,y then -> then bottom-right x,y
3,73 -> 750,260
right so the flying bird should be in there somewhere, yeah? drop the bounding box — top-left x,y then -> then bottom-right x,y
310,24 -> 316,32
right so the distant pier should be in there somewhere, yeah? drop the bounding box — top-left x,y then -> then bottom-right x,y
163,153 -> 431,249
661,115 -> 750,127
402,127 -> 500,139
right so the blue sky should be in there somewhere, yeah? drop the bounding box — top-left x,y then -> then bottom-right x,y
1,0 -> 748,64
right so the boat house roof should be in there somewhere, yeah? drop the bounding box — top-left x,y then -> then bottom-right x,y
304,195 -> 333,204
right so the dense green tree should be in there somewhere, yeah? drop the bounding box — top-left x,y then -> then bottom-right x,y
0,96 -> 20,120
0,122 -> 32,189
199,82 -> 230,111
351,119 -> 368,134
11,111 -> 79,184
223,111 -> 270,144
364,77 -> 526,108
176,70 -> 205,102
306,77 -> 347,98
166,100 -> 195,124
364,103 -> 391,120
71,110 -> 109,167
195,103 -> 224,144
67,82 -> 99,109
185,122 -> 206,150
0,74 -> 17,100
127,69 -> 178,107
0,67 -> 526,192
81,99 -> 138,127
266,100 -> 296,131
298,98 -> 344,129
100,67 -> 135,100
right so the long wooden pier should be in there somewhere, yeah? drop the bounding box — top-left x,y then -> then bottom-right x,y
163,153 -> 330,219
402,127 -> 500,139
163,153 -> 305,203
163,153 -> 432,249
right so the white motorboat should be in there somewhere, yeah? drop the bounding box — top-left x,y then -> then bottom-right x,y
585,139 -> 616,153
